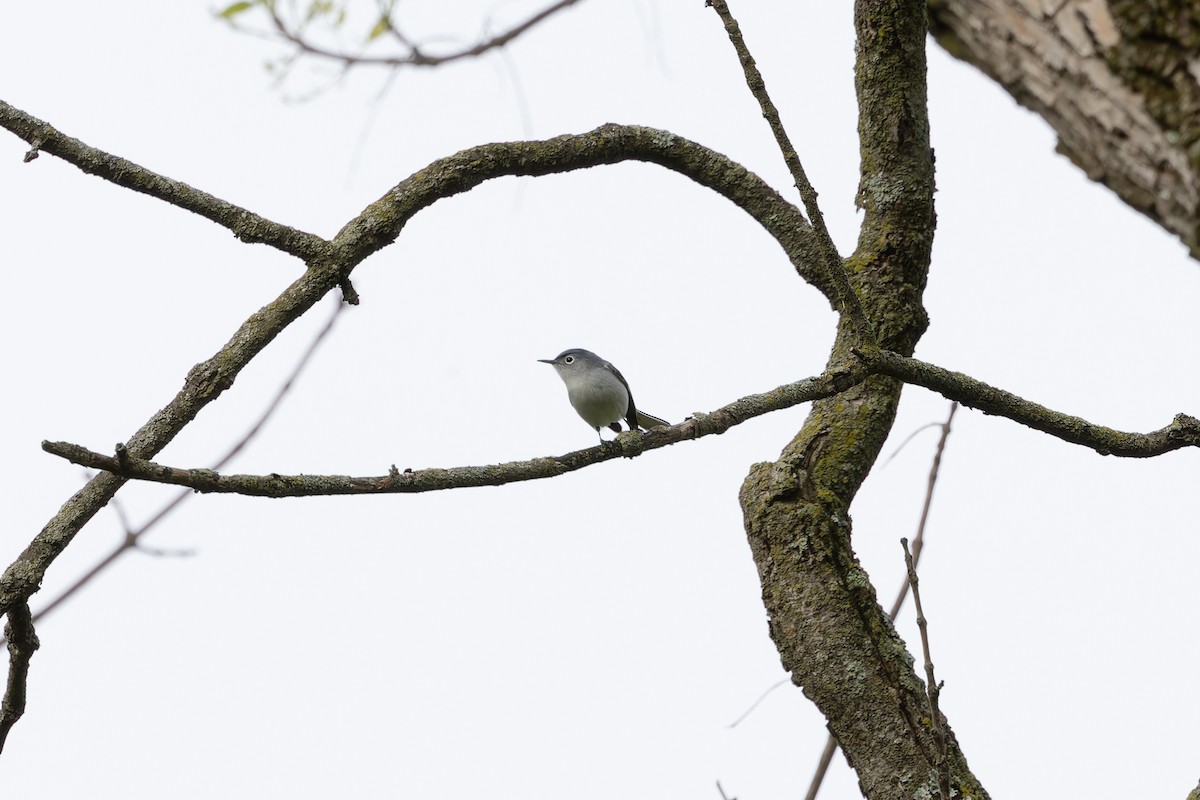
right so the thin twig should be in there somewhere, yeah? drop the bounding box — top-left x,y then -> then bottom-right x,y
0,604 -> 39,754
705,0 -> 875,348
887,402 -> 958,618
254,0 -> 585,68
726,677 -> 789,728
23,299 -> 345,629
903,537 -> 950,799
802,736 -> 839,800
883,421 -> 944,467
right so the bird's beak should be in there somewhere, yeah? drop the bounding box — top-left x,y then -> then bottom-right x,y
537,358 -> 554,364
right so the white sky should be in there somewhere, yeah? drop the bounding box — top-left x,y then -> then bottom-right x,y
2,2 -> 1198,798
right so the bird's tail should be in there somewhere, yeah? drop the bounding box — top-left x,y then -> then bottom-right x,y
635,411 -> 671,430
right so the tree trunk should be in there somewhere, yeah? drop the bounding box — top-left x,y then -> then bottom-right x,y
928,0 -> 1200,259
740,1 -> 989,797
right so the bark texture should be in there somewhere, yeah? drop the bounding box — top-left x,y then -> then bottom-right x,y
929,0 -> 1200,258
740,1 -> 988,798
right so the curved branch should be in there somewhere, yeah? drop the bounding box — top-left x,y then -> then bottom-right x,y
40,366 -> 865,497
0,100 -> 327,261
0,112 -> 830,619
256,0 -> 586,69
332,123 -> 832,300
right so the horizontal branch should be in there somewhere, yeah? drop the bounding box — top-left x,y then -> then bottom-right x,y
42,367 -> 865,497
40,344 -> 1200,502
862,348 -> 1200,457
0,99 -> 328,261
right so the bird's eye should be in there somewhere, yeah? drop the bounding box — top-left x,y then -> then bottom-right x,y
563,355 -> 574,364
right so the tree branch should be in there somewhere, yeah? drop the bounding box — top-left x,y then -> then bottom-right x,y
0,100 -> 327,261
329,123 -> 835,302
41,337 -> 1200,504
706,0 -> 876,348
902,538 -> 950,800
40,366 -> 866,497
251,0 -> 586,69
0,110 -> 832,621
861,348 -> 1200,456
11,300 -> 347,634
0,604 -> 38,754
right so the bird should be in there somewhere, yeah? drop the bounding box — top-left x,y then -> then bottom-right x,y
539,349 -> 670,441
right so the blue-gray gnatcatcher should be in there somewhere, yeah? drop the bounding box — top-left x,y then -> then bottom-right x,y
539,349 -> 669,439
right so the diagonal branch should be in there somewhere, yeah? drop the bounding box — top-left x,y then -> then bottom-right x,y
706,0 -> 875,348
15,299 -> 347,633
0,100 -> 327,261
40,366 -> 866,497
861,348 -> 1200,456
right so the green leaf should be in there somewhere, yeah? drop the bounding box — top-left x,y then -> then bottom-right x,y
217,0 -> 256,19
367,15 -> 390,41
305,0 -> 334,22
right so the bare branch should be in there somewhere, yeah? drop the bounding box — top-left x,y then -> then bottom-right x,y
0,111 -> 829,620
238,0 -> 585,69
41,366 -> 866,497
706,0 -> 875,348
802,736 -> 839,800
901,538 -> 950,799
887,402 -> 958,618
333,123 -> 832,301
0,100 -> 326,261
861,348 -> 1200,457
0,604 -> 38,753
726,677 -> 789,728
18,300 -> 346,631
